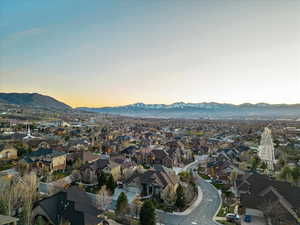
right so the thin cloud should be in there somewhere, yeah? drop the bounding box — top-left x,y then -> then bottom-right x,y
8,28 -> 45,41
0,27 -> 46,49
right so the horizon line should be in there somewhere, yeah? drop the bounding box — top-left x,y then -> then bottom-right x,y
76,101 -> 300,108
1,92 -> 300,108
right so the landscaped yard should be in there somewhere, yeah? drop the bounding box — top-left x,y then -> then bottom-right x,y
50,170 -> 71,181
104,210 -> 139,225
217,221 -> 236,225
0,161 -> 15,171
198,173 -> 210,179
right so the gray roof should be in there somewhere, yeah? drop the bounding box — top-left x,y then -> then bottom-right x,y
35,186 -> 103,225
22,148 -> 66,164
238,173 -> 300,210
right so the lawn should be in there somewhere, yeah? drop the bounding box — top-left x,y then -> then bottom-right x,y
199,173 -> 210,179
50,170 -> 71,181
217,221 -> 236,225
104,211 -> 139,225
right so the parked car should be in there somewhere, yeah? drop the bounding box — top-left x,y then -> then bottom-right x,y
226,213 -> 240,222
244,215 -> 252,223
212,179 -> 224,184
205,179 -> 212,183
117,181 -> 123,188
102,220 -> 109,225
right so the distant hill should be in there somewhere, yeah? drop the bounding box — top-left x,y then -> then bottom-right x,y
0,93 -> 72,110
76,102 -> 300,119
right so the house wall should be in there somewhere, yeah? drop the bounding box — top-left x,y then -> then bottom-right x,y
0,147 -> 18,160
80,168 -> 97,184
111,165 -> 121,181
52,155 -> 66,171
122,166 -> 137,180
32,205 -> 55,225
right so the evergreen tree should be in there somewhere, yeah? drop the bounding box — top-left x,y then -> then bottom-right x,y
291,167 -> 300,185
175,184 -> 185,209
106,174 -> 117,194
140,200 -> 156,225
97,171 -> 107,187
34,216 -> 45,225
279,166 -> 293,182
250,155 -> 260,171
260,161 -> 268,170
115,192 -> 129,218
0,199 -> 8,215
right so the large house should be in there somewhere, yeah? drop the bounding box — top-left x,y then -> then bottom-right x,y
0,144 -> 18,160
32,186 -> 108,225
80,158 -> 121,184
149,149 -> 173,168
20,148 -> 67,173
67,150 -> 100,164
124,166 -> 178,204
234,173 -> 300,225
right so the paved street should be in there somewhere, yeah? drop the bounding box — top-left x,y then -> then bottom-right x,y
157,157 -> 221,225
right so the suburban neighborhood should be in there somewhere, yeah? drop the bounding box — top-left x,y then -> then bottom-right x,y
0,101 -> 300,225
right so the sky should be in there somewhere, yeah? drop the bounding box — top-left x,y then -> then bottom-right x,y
0,0 -> 300,107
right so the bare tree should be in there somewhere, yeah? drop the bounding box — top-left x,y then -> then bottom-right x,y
95,185 -> 112,211
131,197 -> 143,218
0,176 -> 24,216
19,172 -> 38,225
230,168 -> 238,186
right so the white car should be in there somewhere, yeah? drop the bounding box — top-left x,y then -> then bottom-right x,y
226,213 -> 240,222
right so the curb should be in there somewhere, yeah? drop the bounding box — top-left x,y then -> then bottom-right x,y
156,186 -> 203,216
210,182 -> 223,225
172,186 -> 203,216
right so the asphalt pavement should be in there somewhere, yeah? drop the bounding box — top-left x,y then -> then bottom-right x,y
156,157 -> 222,225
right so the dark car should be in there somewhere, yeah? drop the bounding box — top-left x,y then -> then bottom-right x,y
103,221 -> 109,225
244,215 -> 252,223
212,179 -> 224,184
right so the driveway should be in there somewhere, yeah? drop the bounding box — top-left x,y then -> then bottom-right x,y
241,216 -> 266,225
157,157 -> 222,225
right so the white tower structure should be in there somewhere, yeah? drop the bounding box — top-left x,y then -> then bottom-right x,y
23,124 -> 35,140
258,127 -> 276,170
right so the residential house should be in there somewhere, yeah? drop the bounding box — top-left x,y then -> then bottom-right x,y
67,151 -> 100,164
20,148 -> 67,172
149,149 -> 173,168
0,144 -> 18,160
124,166 -> 178,204
132,147 -> 152,165
120,145 -> 138,158
80,158 -> 121,184
32,186 -> 108,225
234,173 -> 300,225
110,156 -> 138,180
67,138 -> 90,152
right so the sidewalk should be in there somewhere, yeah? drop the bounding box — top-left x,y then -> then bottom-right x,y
215,216 -> 226,221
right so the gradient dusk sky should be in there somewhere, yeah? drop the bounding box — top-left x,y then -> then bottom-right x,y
0,1 -> 299,107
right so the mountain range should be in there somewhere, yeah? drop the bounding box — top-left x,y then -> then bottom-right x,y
77,102 -> 300,119
0,93 -> 71,110
1,93 -> 300,119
